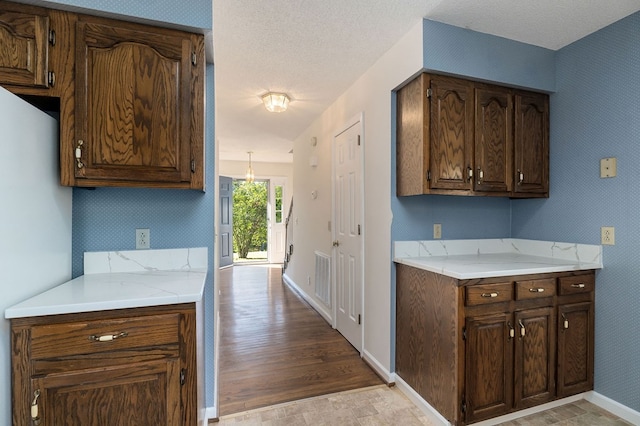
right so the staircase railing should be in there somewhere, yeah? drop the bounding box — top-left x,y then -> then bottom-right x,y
283,198 -> 294,271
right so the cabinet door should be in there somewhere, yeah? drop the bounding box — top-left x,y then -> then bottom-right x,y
474,86 -> 512,194
74,19 -> 194,186
557,302 -> 594,397
430,76 -> 474,191
31,360 -> 181,426
465,313 -> 513,423
0,6 -> 50,88
513,91 -> 549,196
514,307 -> 555,409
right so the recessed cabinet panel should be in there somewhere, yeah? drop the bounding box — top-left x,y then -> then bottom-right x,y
514,92 -> 549,196
430,77 -> 474,191
0,7 -> 50,88
75,19 -> 192,185
514,307 -> 555,409
557,302 -> 594,397
475,86 -> 512,193
465,313 -> 513,423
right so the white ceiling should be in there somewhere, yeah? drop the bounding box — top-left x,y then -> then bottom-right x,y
213,0 -> 640,164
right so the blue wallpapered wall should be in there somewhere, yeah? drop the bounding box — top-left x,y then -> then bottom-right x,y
512,11 -> 640,411
41,0 -> 211,29
390,19 -> 556,368
51,0 -> 216,407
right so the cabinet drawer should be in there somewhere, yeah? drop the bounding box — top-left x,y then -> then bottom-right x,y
466,283 -> 513,306
515,278 -> 556,300
30,313 -> 181,359
558,274 -> 595,295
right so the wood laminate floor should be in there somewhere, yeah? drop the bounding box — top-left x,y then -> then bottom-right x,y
217,264 -> 383,416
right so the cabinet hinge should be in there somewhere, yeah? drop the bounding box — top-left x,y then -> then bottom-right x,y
358,314 -> 361,325
357,135 -> 361,146
358,224 -> 361,235
191,52 -> 197,66
426,170 -> 431,181
48,71 -> 55,87
462,327 -> 467,341
426,88 -> 432,99
48,29 -> 56,46
180,368 -> 186,386
191,159 -> 196,173
461,398 -> 467,414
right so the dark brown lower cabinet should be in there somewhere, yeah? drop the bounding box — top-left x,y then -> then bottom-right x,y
11,304 -> 198,426
396,264 -> 595,425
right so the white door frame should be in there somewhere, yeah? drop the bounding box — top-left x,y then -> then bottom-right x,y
331,112 -> 365,352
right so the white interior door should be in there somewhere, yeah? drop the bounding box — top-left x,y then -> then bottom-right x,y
333,119 -> 363,351
268,178 -> 287,263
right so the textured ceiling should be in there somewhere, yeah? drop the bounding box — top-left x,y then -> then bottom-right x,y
213,0 -> 640,164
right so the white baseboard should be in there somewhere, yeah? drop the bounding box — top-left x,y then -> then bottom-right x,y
395,375 -> 450,425
282,273 -> 333,324
362,349 -> 393,383
586,391 -> 640,425
205,406 -> 216,422
393,378 -> 640,426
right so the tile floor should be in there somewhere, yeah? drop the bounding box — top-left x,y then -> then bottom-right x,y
215,385 -> 633,426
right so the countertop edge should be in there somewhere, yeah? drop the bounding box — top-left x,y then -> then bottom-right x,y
394,257 -> 602,280
5,269 -> 207,319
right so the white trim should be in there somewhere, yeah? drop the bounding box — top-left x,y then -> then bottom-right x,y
205,406 -> 216,422
395,375 -> 450,426
471,394 -> 584,425
586,391 -> 640,425
393,377 -> 640,426
282,273 -> 333,324
362,349 -> 393,383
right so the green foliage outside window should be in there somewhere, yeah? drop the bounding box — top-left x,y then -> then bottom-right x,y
233,180 -> 267,258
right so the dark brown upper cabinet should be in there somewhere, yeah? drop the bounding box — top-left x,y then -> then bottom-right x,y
70,16 -> 205,189
397,73 -> 549,198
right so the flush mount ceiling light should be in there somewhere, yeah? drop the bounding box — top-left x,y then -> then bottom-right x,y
261,92 -> 290,113
245,151 -> 255,183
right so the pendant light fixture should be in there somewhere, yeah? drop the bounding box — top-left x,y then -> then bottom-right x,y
261,92 -> 290,113
245,151 -> 255,183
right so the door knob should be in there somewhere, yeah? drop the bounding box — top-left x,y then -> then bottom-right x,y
332,240 -> 340,247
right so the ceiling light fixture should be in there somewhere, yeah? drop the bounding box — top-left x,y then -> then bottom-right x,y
245,151 -> 255,183
261,92 -> 290,113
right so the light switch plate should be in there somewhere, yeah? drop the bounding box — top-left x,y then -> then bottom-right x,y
600,157 -> 617,178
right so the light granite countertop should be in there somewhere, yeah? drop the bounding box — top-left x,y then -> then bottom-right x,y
393,239 -> 602,279
5,247 -> 208,319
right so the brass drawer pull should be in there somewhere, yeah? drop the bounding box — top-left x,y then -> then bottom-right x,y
481,292 -> 499,298
89,331 -> 128,342
571,283 -> 585,289
529,288 -> 545,293
31,389 -> 41,425
519,319 -> 526,337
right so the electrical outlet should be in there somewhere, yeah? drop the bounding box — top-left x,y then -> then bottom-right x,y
136,228 -> 150,249
601,226 -> 615,245
433,223 -> 442,239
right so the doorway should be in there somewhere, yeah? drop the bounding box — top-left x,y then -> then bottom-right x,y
232,179 -> 268,264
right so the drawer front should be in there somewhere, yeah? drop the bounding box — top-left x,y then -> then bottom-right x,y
30,313 -> 181,359
466,283 -> 513,306
515,278 -> 556,300
559,273 -> 595,295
